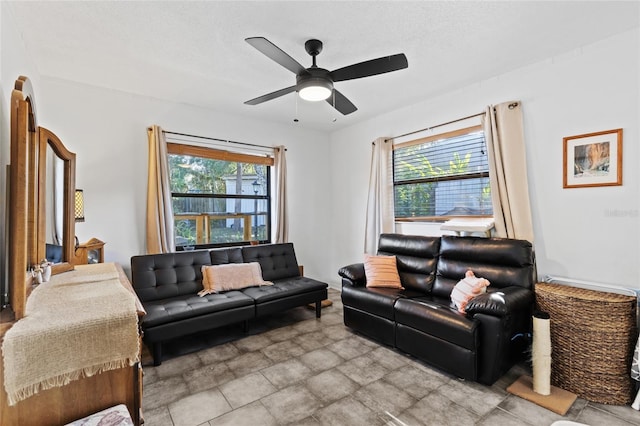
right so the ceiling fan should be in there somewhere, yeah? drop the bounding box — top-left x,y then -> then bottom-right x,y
244,37 -> 408,115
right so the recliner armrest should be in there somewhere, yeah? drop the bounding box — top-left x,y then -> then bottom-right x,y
338,263 -> 366,286
466,286 -> 533,317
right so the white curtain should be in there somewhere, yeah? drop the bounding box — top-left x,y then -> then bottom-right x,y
146,125 -> 175,254
273,145 -> 288,243
364,137 -> 395,254
482,101 -> 534,242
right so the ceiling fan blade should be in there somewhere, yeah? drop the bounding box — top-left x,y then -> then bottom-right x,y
327,89 -> 357,115
244,85 -> 297,105
246,37 -> 309,76
330,53 -> 408,82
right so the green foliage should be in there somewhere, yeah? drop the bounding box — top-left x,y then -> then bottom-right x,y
169,154 -> 261,194
175,220 -> 196,245
480,185 -> 491,208
420,152 -> 471,177
170,154 -> 268,245
395,150 -> 471,218
207,225 -> 267,243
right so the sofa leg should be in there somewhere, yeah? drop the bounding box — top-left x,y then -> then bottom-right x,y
316,301 -> 322,318
152,342 -> 162,366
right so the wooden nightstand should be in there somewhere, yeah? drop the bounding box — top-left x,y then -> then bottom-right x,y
74,238 -> 105,264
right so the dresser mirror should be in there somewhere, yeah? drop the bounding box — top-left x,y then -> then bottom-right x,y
38,127 -> 76,272
8,76 -> 76,320
44,145 -> 63,256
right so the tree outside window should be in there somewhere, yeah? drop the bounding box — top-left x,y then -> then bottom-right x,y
167,144 -> 272,248
393,128 -> 492,220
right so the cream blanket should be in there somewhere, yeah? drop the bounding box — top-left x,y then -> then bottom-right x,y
2,263 -> 139,406
45,262 -> 120,286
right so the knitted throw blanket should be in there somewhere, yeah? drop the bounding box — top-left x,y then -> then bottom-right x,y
2,263 -> 139,406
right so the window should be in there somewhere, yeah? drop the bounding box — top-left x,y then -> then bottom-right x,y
393,125 -> 492,220
167,143 -> 273,248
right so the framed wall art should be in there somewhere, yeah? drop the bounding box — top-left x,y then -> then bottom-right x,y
563,128 -> 622,188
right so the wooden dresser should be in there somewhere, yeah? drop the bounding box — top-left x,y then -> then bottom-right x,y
0,263 -> 146,426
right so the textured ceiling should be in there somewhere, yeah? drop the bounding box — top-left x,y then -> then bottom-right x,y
6,1 -> 639,131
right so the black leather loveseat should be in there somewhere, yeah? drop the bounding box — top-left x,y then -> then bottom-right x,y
131,243 -> 328,365
339,233 -> 535,385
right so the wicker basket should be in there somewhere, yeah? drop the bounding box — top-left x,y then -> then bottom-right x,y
535,282 -> 637,405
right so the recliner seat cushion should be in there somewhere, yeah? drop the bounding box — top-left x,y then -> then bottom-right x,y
341,285 -> 400,320
394,298 -> 479,350
341,285 -> 423,320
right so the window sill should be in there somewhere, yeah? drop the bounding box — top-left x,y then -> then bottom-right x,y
440,218 -> 495,237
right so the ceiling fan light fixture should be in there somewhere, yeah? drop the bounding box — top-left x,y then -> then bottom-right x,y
298,78 -> 333,102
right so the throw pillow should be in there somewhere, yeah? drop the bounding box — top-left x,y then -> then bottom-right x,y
198,262 -> 273,296
450,270 -> 490,314
364,254 -> 404,289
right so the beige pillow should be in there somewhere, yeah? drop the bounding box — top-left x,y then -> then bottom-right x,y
364,254 -> 404,289
198,262 -> 273,296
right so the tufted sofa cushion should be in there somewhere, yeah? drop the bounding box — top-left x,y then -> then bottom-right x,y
210,247 -> 244,265
241,243 -> 300,281
142,290 -> 254,328
242,277 -> 327,303
131,250 -> 211,302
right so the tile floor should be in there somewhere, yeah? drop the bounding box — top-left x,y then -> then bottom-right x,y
141,289 -> 640,426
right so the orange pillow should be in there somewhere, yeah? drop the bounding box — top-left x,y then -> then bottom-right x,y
364,254 -> 404,289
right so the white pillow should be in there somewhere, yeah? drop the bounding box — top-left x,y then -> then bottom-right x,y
198,262 -> 272,296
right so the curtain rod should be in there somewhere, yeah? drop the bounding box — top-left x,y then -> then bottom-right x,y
163,130 -> 282,151
386,111 -> 486,142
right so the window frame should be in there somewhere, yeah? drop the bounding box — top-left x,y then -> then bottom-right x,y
392,125 -> 493,222
167,142 -> 274,249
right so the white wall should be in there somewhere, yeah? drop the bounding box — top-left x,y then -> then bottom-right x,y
29,78 -> 333,281
38,78 -> 329,279
328,28 -> 640,289
1,0 -> 333,288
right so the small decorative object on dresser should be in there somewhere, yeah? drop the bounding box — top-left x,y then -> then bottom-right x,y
74,238 -> 105,264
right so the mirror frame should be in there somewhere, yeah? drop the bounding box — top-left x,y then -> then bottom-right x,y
38,127 -> 76,274
8,76 -> 35,319
9,76 -> 76,320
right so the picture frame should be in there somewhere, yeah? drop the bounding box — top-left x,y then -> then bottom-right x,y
563,128 -> 622,188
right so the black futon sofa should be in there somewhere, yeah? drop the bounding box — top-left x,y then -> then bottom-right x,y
339,233 -> 535,385
131,243 -> 328,365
